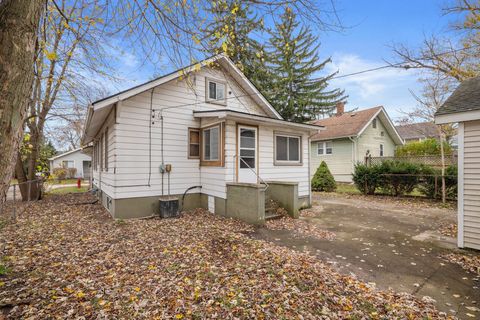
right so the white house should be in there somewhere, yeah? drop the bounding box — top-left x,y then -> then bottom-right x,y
435,76 -> 480,250
49,148 -> 92,179
310,104 -> 404,182
81,54 -> 322,222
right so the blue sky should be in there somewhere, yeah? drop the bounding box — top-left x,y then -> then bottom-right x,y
108,0 -> 459,122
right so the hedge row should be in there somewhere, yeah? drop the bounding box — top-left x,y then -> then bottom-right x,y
352,160 -> 457,198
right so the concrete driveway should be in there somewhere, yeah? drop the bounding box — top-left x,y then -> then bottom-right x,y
252,194 -> 480,319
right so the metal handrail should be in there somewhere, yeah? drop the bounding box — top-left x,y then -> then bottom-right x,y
237,156 -> 269,191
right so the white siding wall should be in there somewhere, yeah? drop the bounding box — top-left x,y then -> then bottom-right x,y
95,65 -> 272,200
51,151 -> 91,178
462,120 -> 480,250
92,110 -> 116,198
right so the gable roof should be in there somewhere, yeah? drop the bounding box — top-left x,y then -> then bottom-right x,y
82,54 -> 282,144
48,148 -> 83,161
309,106 -> 404,145
395,122 -> 440,141
436,76 -> 480,116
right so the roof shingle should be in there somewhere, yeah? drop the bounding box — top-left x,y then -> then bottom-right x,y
395,122 -> 439,140
310,106 -> 382,141
436,76 -> 480,116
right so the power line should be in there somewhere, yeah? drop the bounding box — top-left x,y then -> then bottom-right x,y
322,43 -> 480,81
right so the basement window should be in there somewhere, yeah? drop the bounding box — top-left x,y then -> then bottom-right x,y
275,133 -> 301,165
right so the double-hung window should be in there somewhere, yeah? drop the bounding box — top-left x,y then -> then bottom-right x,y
380,144 -> 384,156
317,141 -> 333,155
200,123 -> 224,166
206,78 -> 226,104
188,128 -> 200,158
372,118 -> 377,129
275,133 -> 301,165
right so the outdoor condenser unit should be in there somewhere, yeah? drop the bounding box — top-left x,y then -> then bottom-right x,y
158,196 -> 179,218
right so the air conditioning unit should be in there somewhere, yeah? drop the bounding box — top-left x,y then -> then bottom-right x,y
158,196 -> 179,218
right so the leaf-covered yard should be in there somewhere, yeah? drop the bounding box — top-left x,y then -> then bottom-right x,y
0,194 -> 452,319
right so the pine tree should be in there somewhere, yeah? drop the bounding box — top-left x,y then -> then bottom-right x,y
267,7 -> 346,122
202,1 -> 272,94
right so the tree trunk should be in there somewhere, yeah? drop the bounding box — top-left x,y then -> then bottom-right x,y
0,0 -> 44,203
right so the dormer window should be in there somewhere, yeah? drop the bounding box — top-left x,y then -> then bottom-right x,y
206,78 -> 226,104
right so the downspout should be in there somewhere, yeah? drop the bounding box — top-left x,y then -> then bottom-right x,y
307,135 -> 312,207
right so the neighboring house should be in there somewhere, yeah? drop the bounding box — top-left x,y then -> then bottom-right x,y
435,76 -> 480,250
396,122 -> 440,143
49,148 -> 92,179
309,103 -> 404,182
81,54 -> 322,221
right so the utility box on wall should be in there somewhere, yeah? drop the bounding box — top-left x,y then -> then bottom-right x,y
158,196 -> 179,218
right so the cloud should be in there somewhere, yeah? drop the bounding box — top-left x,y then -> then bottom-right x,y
324,53 -> 421,120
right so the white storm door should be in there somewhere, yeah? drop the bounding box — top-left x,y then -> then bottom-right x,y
237,126 -> 258,183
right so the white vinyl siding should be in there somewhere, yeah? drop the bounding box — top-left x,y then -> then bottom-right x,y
357,117 -> 396,159
50,150 -> 91,178
96,66 -> 270,201
461,120 -> 480,250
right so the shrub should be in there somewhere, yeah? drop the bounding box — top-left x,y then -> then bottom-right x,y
352,163 -> 383,195
52,167 -> 68,180
395,138 -> 452,156
66,168 -> 77,179
418,165 -> 458,199
311,161 -> 336,192
377,160 -> 423,196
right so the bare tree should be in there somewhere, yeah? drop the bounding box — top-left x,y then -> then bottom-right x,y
0,1 -> 45,203
15,0 -> 112,200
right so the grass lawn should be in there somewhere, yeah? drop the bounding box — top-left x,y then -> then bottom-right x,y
0,194 -> 445,318
334,183 -> 361,195
47,186 -> 89,194
45,178 -> 85,185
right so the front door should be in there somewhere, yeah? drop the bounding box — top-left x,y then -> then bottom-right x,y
237,125 -> 258,183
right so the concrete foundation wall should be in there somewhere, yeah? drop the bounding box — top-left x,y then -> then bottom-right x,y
266,181 -> 299,218
226,183 -> 265,224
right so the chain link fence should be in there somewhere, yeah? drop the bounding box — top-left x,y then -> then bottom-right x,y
1,179 -> 45,220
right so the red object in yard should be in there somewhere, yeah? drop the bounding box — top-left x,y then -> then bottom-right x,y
77,178 -> 81,189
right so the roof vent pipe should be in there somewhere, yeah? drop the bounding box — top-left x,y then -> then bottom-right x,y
336,101 -> 345,116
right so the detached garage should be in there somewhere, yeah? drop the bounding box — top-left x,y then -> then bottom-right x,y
435,76 -> 480,250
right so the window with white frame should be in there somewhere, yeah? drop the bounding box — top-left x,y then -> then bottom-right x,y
203,125 -> 220,161
275,134 -> 301,164
62,160 -> 74,168
317,141 -> 333,155
380,144 -> 384,156
206,79 -> 226,103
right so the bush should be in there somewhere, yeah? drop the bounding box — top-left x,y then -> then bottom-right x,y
377,160 -> 423,196
395,138 -> 452,156
66,168 -> 77,179
52,167 -> 68,180
311,161 -> 336,192
418,165 -> 458,199
352,163 -> 383,195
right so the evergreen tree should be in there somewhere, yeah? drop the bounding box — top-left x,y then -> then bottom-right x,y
267,7 -> 346,122
311,161 -> 336,192
202,1 -> 272,94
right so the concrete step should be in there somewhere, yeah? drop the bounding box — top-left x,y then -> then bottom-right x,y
265,212 -> 284,220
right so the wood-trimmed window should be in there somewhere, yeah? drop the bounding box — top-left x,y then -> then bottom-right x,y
104,127 -> 109,171
206,78 -> 226,105
317,141 -> 333,155
188,128 -> 200,159
200,123 -> 225,166
274,133 -> 302,165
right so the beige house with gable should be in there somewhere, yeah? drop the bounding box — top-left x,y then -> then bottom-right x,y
309,104 -> 404,182
81,54 -> 322,222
